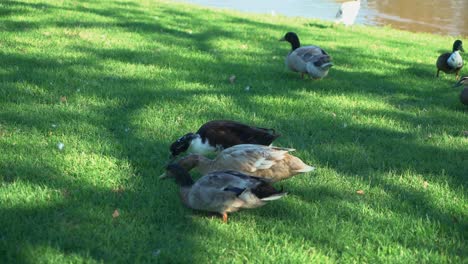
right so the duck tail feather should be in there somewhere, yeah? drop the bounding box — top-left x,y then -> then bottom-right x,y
260,192 -> 287,201
294,165 -> 316,173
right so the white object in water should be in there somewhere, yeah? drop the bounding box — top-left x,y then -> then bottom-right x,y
335,0 -> 361,26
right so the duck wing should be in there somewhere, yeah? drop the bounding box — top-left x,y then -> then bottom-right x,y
188,171 -> 267,212
214,144 -> 291,173
437,52 -> 457,72
294,46 -> 331,67
294,46 -> 328,58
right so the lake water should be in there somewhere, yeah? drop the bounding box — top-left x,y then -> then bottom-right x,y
181,0 -> 468,37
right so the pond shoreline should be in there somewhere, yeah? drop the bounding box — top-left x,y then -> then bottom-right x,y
180,0 -> 468,37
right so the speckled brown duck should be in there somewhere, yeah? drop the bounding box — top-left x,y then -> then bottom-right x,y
164,144 -> 315,183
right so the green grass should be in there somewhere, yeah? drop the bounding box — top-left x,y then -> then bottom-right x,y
0,0 -> 467,262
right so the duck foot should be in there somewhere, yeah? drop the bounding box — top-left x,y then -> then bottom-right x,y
222,212 -> 228,223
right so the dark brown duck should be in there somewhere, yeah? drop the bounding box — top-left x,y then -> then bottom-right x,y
169,120 -> 280,158
436,40 -> 464,80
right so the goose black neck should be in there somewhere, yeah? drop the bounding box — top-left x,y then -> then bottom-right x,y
167,164 -> 195,187
174,172 -> 194,187
290,38 -> 300,51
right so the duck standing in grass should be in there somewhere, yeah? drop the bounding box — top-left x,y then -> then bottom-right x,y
160,164 -> 287,223
163,144 -> 315,183
453,76 -> 468,105
335,0 -> 361,26
280,32 -> 333,79
169,120 -> 280,159
436,40 -> 464,80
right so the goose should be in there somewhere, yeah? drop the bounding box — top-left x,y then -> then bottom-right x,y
160,164 -> 286,223
280,32 -> 333,79
169,120 -> 280,158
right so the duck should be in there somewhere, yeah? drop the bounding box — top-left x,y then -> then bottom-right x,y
436,40 -> 464,80
163,144 -> 315,183
280,32 -> 333,79
453,76 -> 468,105
169,120 -> 280,158
335,0 -> 361,26
159,163 -> 287,223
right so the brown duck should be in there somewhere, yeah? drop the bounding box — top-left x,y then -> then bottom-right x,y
163,144 -> 315,183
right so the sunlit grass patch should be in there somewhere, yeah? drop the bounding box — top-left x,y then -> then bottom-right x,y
0,0 -> 466,262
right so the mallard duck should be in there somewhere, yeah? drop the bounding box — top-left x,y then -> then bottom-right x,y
280,32 -> 333,79
160,164 -> 286,223
335,0 -> 361,26
436,40 -> 464,80
453,76 -> 468,105
169,120 -> 280,158
164,144 -> 315,183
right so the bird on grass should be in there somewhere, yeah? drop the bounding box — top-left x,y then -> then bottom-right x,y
280,32 -> 333,79
453,76 -> 468,105
160,164 -> 286,223
335,0 -> 361,26
169,120 -> 280,159
436,40 -> 464,80
163,144 -> 315,183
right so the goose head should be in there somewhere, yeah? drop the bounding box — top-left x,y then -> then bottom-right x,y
280,32 -> 300,51
159,163 -> 194,187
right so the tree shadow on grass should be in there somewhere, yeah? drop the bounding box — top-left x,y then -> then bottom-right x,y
247,177 -> 465,261
1,0 -> 466,262
0,161 -> 208,262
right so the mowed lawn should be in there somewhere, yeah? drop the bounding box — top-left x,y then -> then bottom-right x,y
0,0 -> 466,262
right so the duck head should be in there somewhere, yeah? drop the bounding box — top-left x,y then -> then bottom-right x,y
176,154 -> 201,171
280,32 -> 300,51
453,40 -> 464,52
169,133 -> 197,158
453,76 -> 468,88
159,163 -> 194,187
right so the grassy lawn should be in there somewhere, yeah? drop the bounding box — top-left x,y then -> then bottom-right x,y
0,0 -> 466,262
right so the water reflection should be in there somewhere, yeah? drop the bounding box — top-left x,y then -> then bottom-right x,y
366,0 -> 468,36
181,0 -> 468,36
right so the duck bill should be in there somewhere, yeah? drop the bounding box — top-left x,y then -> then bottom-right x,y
453,80 -> 464,88
159,172 -> 168,179
320,62 -> 334,69
279,37 -> 286,41
168,153 -> 177,160
461,46 -> 465,52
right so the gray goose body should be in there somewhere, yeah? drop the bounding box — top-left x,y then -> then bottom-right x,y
281,32 -> 333,79
160,164 -> 286,222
